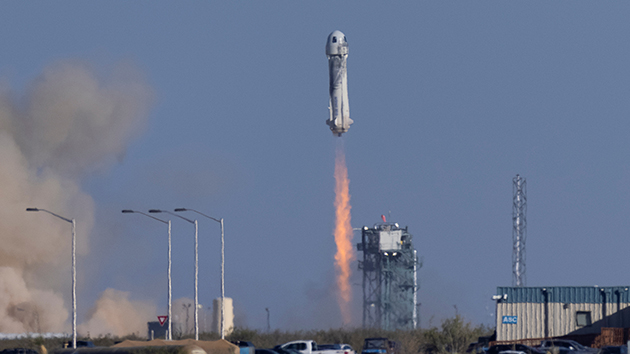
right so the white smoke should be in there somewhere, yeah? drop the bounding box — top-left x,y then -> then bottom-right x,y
0,59 -> 153,334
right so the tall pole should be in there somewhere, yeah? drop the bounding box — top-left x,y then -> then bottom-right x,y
151,209 -> 198,340
220,218 -> 225,339
174,208 -> 225,339
26,208 -> 77,348
72,219 -> 76,349
168,220 -> 172,340
122,210 -> 172,340
194,220 -> 199,340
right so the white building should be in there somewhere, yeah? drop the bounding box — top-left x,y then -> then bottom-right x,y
211,297 -> 234,336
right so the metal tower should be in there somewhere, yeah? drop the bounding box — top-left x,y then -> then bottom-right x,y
357,221 -> 419,330
512,174 -> 527,287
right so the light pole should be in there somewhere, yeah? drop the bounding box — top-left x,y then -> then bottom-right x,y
175,208 -> 225,339
183,303 -> 191,335
26,207 -> 77,349
150,209 -> 199,340
122,209 -> 172,340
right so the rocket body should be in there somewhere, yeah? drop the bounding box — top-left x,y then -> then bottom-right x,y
326,30 -> 353,137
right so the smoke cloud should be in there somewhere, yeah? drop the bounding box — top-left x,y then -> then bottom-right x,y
79,288 -> 156,337
0,267 -> 67,333
0,59 -> 153,334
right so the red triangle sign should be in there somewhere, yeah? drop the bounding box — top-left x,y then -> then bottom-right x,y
157,316 -> 168,326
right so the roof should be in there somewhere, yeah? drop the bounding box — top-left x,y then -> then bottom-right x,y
495,286 -> 630,304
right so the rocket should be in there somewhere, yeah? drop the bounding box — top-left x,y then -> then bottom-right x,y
326,30 -> 353,137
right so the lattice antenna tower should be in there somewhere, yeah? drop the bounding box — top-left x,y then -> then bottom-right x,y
512,174 -> 526,287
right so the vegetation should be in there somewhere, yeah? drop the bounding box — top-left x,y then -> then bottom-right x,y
0,333 -> 144,351
0,316 -> 491,354
421,315 -> 491,354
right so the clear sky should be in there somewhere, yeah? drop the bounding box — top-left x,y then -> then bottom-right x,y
1,1 -> 630,333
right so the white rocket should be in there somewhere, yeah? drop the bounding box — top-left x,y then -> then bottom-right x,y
326,30 -> 353,137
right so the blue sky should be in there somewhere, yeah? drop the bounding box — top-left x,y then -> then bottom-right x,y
2,1 -> 630,332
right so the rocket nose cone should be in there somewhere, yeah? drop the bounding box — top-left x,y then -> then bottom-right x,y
326,30 -> 347,56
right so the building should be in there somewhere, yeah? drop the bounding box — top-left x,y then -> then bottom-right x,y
494,286 -> 630,341
211,297 -> 234,336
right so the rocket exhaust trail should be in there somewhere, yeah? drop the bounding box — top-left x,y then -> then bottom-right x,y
333,141 -> 354,325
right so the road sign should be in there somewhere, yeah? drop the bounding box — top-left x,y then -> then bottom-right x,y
158,316 -> 168,326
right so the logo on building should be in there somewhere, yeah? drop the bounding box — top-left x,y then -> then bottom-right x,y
502,316 -> 518,324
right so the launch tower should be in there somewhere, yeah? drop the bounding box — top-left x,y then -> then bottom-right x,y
357,221 -> 419,330
512,174 -> 526,287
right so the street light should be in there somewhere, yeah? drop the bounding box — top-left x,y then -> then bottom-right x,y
150,209 -> 199,340
175,208 -> 226,339
122,209 -> 172,340
26,207 -> 77,349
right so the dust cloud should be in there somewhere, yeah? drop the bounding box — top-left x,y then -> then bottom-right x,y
79,289 -> 156,337
0,60 -> 153,334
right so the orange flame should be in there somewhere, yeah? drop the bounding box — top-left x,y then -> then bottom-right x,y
334,144 -> 354,325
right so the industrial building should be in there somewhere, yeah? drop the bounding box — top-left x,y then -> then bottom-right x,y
211,297 -> 234,336
357,221 -> 419,330
494,286 -> 630,341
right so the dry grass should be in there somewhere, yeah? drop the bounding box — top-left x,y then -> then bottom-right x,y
0,317 -> 490,354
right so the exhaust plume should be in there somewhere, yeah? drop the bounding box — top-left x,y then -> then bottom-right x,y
0,59 -> 153,334
333,142 -> 354,325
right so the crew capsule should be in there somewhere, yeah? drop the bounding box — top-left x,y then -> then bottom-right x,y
326,30 -> 349,56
